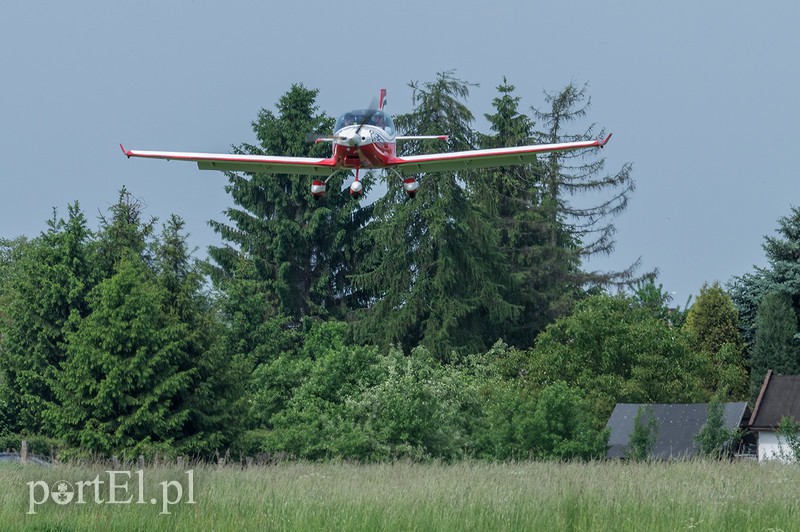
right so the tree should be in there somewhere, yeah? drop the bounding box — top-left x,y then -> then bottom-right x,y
154,216 -> 246,454
354,72 -> 518,359
730,206 -> 800,349
532,82 -> 643,288
683,282 -> 747,398
631,279 -> 692,327
775,416 -> 800,462
526,294 -> 708,425
526,381 -> 609,460
474,79 -> 582,346
0,204 -> 95,434
208,83 -> 369,322
694,391 -> 738,459
53,255 -> 194,458
627,405 -> 657,461
684,282 -> 743,354
750,291 -> 799,400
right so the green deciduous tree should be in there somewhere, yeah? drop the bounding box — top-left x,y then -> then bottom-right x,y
627,405 -> 657,461
695,391 -> 738,459
684,282 -> 743,354
527,294 -> 708,425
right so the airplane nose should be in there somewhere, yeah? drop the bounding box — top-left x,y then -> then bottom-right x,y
345,130 -> 360,146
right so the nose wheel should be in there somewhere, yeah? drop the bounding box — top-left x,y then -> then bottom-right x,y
349,167 -> 365,198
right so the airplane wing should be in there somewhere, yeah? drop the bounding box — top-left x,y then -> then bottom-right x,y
120,145 -> 337,176
389,135 -> 612,174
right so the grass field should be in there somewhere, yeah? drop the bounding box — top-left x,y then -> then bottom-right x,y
2,459 -> 799,531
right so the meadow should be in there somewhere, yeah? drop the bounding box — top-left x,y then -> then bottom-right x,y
1,459 -> 799,531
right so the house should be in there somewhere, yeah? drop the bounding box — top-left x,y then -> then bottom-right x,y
606,402 -> 751,459
749,370 -> 800,462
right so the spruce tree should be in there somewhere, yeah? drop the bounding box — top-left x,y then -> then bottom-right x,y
476,79 -> 582,346
155,215 -> 245,454
354,72 -> 518,359
55,254 -> 194,458
730,206 -> 800,349
0,204 -> 95,434
208,84 -> 369,322
532,82 -> 641,288
751,291 -> 799,399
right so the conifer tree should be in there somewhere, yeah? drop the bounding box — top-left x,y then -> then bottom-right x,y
730,206 -> 800,350
532,82 -> 641,288
0,204 -> 95,434
751,291 -> 799,400
475,79 -> 582,346
54,254 -> 194,457
208,84 -> 369,323
354,72 -> 518,359
155,216 -> 245,453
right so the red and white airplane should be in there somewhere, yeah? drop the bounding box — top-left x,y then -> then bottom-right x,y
121,89 -> 611,199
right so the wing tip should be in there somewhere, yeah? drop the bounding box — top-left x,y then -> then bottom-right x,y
120,143 -> 132,158
599,133 -> 612,147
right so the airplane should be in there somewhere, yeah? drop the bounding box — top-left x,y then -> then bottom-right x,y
121,88 -> 612,199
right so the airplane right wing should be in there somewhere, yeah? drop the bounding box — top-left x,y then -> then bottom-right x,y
389,135 -> 612,174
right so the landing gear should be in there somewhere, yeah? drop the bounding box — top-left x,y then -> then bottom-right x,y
349,167 -> 364,198
390,169 -> 419,199
402,177 -> 419,199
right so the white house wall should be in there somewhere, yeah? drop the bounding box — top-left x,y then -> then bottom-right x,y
758,431 -> 797,463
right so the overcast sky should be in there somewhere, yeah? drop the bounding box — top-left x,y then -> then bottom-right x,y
2,1 -> 798,305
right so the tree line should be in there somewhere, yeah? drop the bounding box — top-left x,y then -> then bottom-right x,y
0,72 -> 795,461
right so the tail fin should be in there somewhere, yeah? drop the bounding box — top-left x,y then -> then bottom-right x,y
379,88 -> 387,110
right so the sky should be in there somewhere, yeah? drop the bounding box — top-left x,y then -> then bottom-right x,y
1,1 -> 798,305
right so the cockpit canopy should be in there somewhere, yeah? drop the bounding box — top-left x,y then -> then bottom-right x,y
334,109 -> 395,135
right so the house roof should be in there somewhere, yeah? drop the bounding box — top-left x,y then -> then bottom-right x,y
749,370 -> 800,430
605,402 -> 750,459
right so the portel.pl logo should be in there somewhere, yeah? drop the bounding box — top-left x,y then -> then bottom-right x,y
27,470 -> 195,515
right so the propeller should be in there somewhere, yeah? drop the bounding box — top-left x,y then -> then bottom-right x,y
355,97 -> 379,136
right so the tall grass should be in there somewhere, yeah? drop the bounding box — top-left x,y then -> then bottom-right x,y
2,460 -> 799,531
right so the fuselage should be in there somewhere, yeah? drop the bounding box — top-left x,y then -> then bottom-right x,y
331,109 -> 396,169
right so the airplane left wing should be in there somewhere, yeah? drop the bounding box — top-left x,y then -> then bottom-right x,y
389,135 -> 612,174
120,145 -> 337,176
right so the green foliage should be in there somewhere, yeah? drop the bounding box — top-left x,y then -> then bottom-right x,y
751,291 -> 799,400
0,192 -> 242,460
526,381 -> 609,460
53,255 -> 195,459
627,405 -> 657,461
348,347 -> 483,460
208,83 -> 367,322
0,204 -> 95,434
684,282 -> 743,354
776,416 -> 800,462
355,72 -> 519,359
527,294 -> 708,425
475,79 -> 580,346
694,392 -> 738,459
683,282 -> 747,399
0,432 -> 65,457
730,206 -> 800,352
